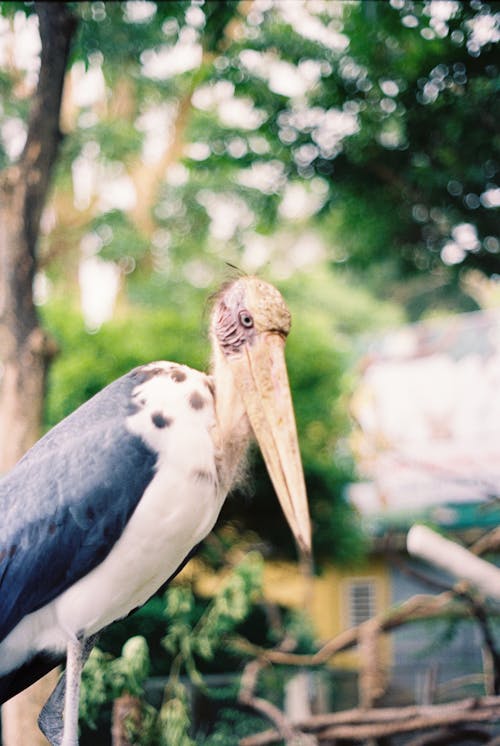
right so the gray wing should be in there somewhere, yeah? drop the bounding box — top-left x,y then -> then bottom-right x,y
0,367 -> 159,643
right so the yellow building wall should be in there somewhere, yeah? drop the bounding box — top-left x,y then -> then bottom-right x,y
184,556 -> 392,671
261,559 -> 392,669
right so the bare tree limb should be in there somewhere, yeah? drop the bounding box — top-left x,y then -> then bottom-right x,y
471,528 -> 500,558
386,547 -> 500,693
317,702 -> 500,742
407,526 -> 500,602
460,593 -> 500,695
238,638 -> 317,746
407,525 -> 500,692
239,697 -> 500,746
229,591 -> 471,668
234,584 -> 500,745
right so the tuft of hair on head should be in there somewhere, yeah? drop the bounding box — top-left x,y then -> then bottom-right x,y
224,261 -> 247,278
206,264 -> 248,316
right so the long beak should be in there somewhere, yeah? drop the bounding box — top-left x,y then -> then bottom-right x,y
231,333 -> 312,557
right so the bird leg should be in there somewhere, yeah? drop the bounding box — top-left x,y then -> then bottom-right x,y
39,633 -> 98,746
61,634 -> 85,746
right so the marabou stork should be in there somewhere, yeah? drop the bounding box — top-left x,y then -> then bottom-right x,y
0,276 -> 311,746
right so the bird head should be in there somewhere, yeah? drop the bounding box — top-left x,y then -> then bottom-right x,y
211,276 -> 312,558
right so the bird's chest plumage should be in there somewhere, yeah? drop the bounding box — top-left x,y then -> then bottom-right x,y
55,363 -> 224,637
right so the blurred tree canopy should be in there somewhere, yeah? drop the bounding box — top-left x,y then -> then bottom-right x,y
0,0 -> 498,560
1,1 -> 497,304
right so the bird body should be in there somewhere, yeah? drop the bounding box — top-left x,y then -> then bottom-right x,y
0,276 -> 311,745
0,362 -> 228,692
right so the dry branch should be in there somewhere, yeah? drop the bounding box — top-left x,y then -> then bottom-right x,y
230,591 -> 468,669
235,582 -> 500,745
408,526 -> 500,601
472,528 -> 500,557
238,638 -> 318,746
240,697 -> 500,746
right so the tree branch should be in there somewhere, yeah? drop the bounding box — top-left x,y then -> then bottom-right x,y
471,528 -> 500,558
230,591 -> 471,668
238,638 -> 317,746
408,526 -> 500,602
239,697 -> 500,746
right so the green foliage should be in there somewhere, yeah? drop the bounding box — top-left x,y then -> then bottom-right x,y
158,680 -> 195,746
2,0 -> 498,308
79,647 -> 109,731
112,636 -> 151,696
196,706 -> 269,746
80,636 -> 151,732
278,608 -> 317,654
163,552 -> 263,679
91,210 -> 151,262
79,553 -> 265,744
41,297 -> 208,430
160,0 -> 498,308
293,1 -> 499,282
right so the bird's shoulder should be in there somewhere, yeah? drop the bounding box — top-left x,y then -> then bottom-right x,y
0,361 -> 216,532
124,361 -> 216,453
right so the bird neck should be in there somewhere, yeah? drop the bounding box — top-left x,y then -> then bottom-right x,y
210,343 -> 252,494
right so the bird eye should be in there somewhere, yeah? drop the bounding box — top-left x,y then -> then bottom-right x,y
239,310 -> 254,329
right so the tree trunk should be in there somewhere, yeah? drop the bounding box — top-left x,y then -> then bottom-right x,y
111,694 -> 142,746
0,4 -> 77,745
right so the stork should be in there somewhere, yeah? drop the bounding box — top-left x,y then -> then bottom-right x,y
0,276 -> 311,746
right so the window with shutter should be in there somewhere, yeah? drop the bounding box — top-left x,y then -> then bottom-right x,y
346,578 -> 377,627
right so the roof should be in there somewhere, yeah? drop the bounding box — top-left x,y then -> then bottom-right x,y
349,309 -> 500,535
